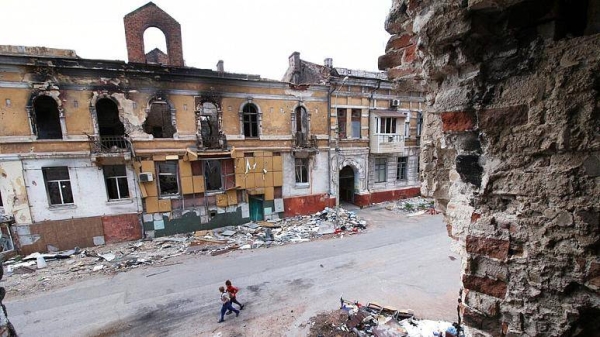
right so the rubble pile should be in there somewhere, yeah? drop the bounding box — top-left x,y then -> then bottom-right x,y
380,197 -> 435,216
1,207 -> 366,298
308,298 -> 460,337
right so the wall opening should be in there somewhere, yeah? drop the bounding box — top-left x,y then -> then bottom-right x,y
144,27 -> 168,64
339,165 -> 355,203
96,98 -> 126,149
294,106 -> 308,147
198,102 -> 219,148
144,101 -> 175,138
242,103 -> 259,138
33,95 -> 62,139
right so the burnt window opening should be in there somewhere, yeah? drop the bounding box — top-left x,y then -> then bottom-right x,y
558,0 -> 590,38
204,160 -> 222,191
96,98 -> 126,149
198,102 -> 220,148
351,109 -> 361,138
42,167 -> 74,205
144,101 -> 175,138
157,161 -> 179,197
295,158 -> 309,184
103,165 -> 130,200
337,109 -> 347,138
242,103 -> 259,138
33,96 -> 62,139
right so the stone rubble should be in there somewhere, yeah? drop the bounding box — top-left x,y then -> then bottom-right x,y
378,197 -> 436,215
1,207 -> 366,298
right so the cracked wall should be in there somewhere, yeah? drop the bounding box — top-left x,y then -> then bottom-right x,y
382,1 -> 600,336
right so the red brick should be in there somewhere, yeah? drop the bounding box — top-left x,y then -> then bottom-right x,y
466,235 -> 510,260
403,45 -> 417,63
387,67 -> 420,79
124,3 -> 184,66
471,212 -> 481,223
478,105 -> 528,129
441,111 -> 476,132
463,275 -> 508,298
385,33 -> 414,52
283,194 -> 334,217
378,50 -> 404,70
102,213 -> 142,244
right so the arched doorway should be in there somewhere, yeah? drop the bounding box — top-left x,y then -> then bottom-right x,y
339,166 -> 355,203
96,98 -> 126,149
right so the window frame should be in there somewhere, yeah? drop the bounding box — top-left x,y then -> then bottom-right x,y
295,158 -> 309,184
242,103 -> 259,138
351,109 -> 361,138
397,157 -> 408,181
103,165 -> 130,201
337,108 -> 347,138
42,167 -> 74,206
374,158 -> 387,183
156,161 -> 180,198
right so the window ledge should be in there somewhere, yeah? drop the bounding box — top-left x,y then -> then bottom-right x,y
205,190 -> 224,196
48,204 -> 77,210
106,199 -> 134,205
159,195 -> 181,200
294,183 -> 310,189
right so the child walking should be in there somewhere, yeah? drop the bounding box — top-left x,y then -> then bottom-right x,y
226,280 -> 244,312
218,286 -> 239,323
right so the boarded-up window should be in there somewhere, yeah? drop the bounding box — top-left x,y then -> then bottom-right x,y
43,167 -> 74,205
103,165 -> 130,200
144,102 -> 175,138
157,161 -> 179,197
242,104 -> 259,138
34,96 -> 62,139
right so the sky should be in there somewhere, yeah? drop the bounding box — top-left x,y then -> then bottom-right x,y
0,0 -> 393,80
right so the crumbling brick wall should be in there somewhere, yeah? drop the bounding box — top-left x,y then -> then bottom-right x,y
381,1 -> 600,336
124,2 -> 184,66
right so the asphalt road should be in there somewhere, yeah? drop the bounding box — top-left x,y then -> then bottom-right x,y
5,205 -> 461,337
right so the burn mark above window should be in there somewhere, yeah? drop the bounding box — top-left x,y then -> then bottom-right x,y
143,101 -> 175,138
33,95 -> 62,139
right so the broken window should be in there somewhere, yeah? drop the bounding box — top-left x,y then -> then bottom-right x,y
295,158 -> 309,184
337,109 -> 347,138
43,167 -> 74,205
242,103 -> 259,138
96,98 -> 126,149
157,161 -> 179,197
397,157 -> 407,180
378,117 -> 397,134
375,158 -> 387,183
204,160 -> 222,191
0,191 -> 3,207
295,106 -> 309,147
34,96 -> 62,139
143,101 -> 175,138
351,109 -> 361,138
103,165 -> 130,200
199,102 -> 219,148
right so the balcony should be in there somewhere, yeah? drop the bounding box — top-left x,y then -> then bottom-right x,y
91,135 -> 130,153
370,133 -> 405,154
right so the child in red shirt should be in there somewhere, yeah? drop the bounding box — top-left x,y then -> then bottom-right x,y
226,280 -> 244,313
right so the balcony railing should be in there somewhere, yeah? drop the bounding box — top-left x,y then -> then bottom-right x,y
370,133 -> 405,153
199,133 -> 228,150
90,135 -> 130,153
294,132 -> 317,149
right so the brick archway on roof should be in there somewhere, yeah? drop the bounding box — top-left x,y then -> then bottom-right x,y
123,2 -> 184,66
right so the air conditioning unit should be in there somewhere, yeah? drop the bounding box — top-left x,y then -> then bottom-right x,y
139,172 -> 153,182
390,99 -> 400,108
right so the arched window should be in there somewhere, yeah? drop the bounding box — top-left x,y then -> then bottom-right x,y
143,100 -> 175,138
96,98 -> 126,149
242,104 -> 259,138
143,27 -> 168,64
33,96 -> 62,139
198,102 -> 219,148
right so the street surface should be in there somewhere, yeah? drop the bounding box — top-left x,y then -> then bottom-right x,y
5,205 -> 461,337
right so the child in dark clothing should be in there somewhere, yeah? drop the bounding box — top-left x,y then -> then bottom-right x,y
225,280 -> 244,314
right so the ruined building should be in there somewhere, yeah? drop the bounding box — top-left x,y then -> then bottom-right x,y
283,52 -> 422,207
0,3 -> 331,254
380,0 -> 599,336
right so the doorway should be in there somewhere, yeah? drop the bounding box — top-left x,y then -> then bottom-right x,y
249,195 -> 264,221
339,166 -> 355,203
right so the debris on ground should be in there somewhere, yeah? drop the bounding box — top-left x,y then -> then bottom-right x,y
1,207 -> 366,299
379,197 -> 437,216
308,297 -> 463,337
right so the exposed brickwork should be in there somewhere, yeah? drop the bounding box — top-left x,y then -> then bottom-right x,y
102,213 -> 142,244
441,111 -> 476,132
463,275 -> 507,299
123,2 -> 184,66
382,1 -> 600,335
466,236 -> 510,260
